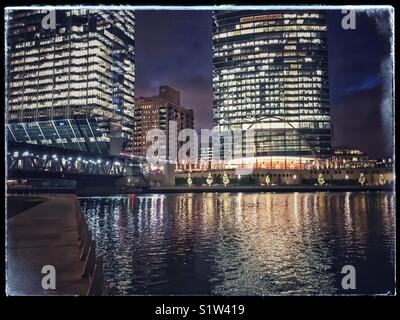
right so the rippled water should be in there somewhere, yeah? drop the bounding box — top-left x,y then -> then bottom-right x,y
79,192 -> 395,295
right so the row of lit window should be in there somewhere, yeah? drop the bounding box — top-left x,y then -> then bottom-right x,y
218,72 -> 324,84
217,121 -> 330,129
215,60 -> 327,71
216,77 -> 323,88
216,106 -> 328,115
218,61 -> 325,75
215,50 -> 324,62
9,96 -> 134,110
216,37 -> 323,53
236,13 -> 321,23
214,25 -> 326,39
217,37 -> 326,50
216,108 -> 330,120
216,97 -> 327,106
237,17 -> 320,29
219,83 -> 323,90
214,101 -> 327,108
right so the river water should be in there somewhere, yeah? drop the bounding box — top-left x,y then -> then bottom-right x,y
79,191 -> 395,295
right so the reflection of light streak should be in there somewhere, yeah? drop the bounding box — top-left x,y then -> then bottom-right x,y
202,193 -> 214,230
344,192 -> 353,234
157,196 -> 165,228
303,194 -> 310,225
150,195 -> 159,229
293,192 -> 299,228
312,193 -> 320,226
137,197 -> 145,233
131,193 -> 135,209
78,191 -> 394,295
117,198 -> 129,243
236,192 -> 243,224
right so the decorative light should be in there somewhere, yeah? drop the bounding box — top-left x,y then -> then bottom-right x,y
358,173 -> 366,186
187,172 -> 193,187
206,172 -> 213,187
265,174 -> 271,186
378,174 -> 385,186
223,171 -> 230,187
317,173 -> 325,186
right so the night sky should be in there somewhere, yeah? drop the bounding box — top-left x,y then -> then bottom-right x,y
135,9 -> 394,158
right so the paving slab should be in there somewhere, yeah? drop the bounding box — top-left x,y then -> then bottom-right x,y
6,194 -> 90,296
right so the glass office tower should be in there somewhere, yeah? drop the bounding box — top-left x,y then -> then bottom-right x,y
213,10 -> 331,169
6,9 -> 135,155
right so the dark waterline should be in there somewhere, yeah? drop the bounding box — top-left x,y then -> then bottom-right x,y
79,192 -> 395,295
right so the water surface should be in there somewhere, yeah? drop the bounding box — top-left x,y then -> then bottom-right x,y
80,192 -> 395,295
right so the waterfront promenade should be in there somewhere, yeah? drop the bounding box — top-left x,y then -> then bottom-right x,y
6,194 -> 91,295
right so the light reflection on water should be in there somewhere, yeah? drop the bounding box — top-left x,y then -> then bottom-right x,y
79,192 -> 395,295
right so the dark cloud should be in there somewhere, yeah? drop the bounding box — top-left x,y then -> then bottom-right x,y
332,85 -> 392,158
327,9 -> 394,158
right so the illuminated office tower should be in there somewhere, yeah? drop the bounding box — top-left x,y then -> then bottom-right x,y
213,10 -> 331,169
6,9 -> 135,155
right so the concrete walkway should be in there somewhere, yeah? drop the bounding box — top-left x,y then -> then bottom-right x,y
6,194 -> 89,296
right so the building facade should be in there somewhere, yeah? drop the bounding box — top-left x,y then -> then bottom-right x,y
212,10 -> 331,169
6,9 -> 135,155
134,86 -> 194,162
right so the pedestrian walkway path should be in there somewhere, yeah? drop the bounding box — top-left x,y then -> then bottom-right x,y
6,194 -> 90,295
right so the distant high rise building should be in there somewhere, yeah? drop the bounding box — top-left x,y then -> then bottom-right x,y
6,9 -> 135,155
212,10 -> 331,169
134,86 -> 194,160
